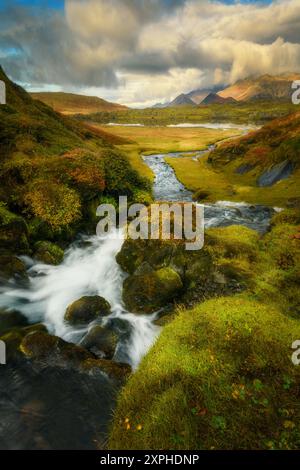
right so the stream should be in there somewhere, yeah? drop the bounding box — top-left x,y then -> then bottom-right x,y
144,150 -> 276,233
0,144 -> 276,449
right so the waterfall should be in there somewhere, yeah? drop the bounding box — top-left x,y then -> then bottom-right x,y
0,229 -> 160,370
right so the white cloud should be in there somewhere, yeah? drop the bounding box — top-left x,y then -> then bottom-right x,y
1,0 -> 300,105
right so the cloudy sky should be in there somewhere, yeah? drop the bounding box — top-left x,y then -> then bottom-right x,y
0,0 -> 299,107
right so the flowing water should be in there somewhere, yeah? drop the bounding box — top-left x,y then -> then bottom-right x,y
143,150 -> 276,233
0,230 -> 159,370
0,141 -> 276,449
0,230 -> 159,449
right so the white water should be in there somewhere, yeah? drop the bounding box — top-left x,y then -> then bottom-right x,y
0,229 -> 160,370
167,123 -> 258,130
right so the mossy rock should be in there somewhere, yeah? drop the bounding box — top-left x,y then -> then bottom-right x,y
20,330 -> 61,358
64,295 -> 111,325
0,203 -> 29,253
270,208 -> 300,227
0,323 -> 47,361
123,267 -> 183,314
0,308 -> 28,336
116,239 -> 146,274
0,255 -> 28,280
0,329 -> 25,362
20,330 -> 92,366
81,358 -> 131,382
80,324 -> 118,359
34,241 -> 64,265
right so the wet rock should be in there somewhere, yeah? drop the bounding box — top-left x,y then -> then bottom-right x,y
116,239 -> 146,274
34,241 -> 64,265
20,330 -> 92,367
105,317 -> 132,341
64,295 -> 111,325
80,324 -> 118,359
0,351 -> 119,449
80,358 -> 131,382
257,160 -> 293,187
0,323 -> 48,362
0,309 -> 28,336
123,267 -> 183,314
0,254 -> 28,281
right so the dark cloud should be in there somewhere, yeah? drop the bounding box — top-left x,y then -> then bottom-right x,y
0,0 -> 299,104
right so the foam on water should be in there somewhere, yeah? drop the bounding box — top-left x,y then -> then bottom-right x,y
0,229 -> 160,370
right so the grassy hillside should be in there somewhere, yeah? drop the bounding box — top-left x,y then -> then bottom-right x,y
79,101 -> 296,126
165,111 -> 300,207
0,66 -> 149,257
109,211 -> 300,450
31,91 -> 127,115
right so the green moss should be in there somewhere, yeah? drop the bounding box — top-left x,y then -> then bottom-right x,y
0,203 -> 29,253
34,241 -> 64,265
64,295 -> 111,325
0,255 -> 27,280
109,296 -> 300,450
122,267 -> 183,314
0,68 -> 150,247
271,208 -> 300,227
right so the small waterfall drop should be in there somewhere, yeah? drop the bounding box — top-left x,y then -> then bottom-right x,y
0,229 -> 160,369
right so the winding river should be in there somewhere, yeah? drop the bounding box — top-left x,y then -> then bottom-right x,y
0,143 -> 276,449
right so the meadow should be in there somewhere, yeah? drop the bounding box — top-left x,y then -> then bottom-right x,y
90,124 -> 243,182
78,101 -> 296,126
92,113 -> 300,208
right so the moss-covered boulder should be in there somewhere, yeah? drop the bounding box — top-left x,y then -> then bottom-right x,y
0,323 -> 47,361
20,330 -> 92,366
123,267 -> 183,314
0,255 -> 27,280
0,203 -> 29,253
80,324 -> 118,359
0,309 -> 28,336
34,241 -> 64,265
117,226 -> 259,314
80,358 -> 131,382
64,295 -> 111,325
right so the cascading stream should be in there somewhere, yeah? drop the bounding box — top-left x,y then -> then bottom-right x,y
0,229 -> 160,370
0,143 -> 276,371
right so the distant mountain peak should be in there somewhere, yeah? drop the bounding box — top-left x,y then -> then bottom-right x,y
167,93 -> 196,107
218,73 -> 300,102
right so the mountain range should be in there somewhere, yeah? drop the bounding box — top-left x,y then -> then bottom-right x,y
154,73 -> 300,108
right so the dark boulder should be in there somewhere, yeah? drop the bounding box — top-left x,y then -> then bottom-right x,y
0,309 -> 28,336
257,160 -> 293,187
80,324 -> 118,359
64,295 -> 111,325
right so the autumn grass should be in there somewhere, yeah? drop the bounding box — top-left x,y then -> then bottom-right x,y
109,295 -> 300,450
92,125 -> 241,181
167,154 -> 300,207
109,213 -> 300,450
79,101 -> 296,126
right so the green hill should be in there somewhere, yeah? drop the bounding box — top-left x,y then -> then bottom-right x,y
31,91 -> 127,115
0,66 -> 148,258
